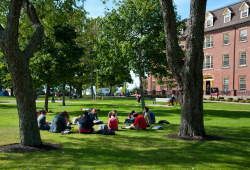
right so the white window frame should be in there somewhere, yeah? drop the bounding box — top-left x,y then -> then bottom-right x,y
223,33 -> 230,45
239,51 -> 246,66
223,78 -> 229,90
205,13 -> 213,28
203,55 -> 213,69
223,54 -> 229,68
203,36 -> 213,49
239,77 -> 246,91
240,2 -> 249,19
225,11 -> 231,23
240,28 -> 247,42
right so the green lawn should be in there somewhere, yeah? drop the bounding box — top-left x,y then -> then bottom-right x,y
0,96 -> 250,169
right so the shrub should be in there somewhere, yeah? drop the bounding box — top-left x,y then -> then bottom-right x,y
232,99 -> 238,102
219,97 -> 224,99
220,99 -> 225,101
208,97 -> 215,100
247,98 -> 250,101
239,100 -> 245,103
246,100 -> 250,103
226,99 -> 232,102
214,99 -> 220,101
203,98 -> 207,100
238,98 -> 243,101
228,98 -> 233,100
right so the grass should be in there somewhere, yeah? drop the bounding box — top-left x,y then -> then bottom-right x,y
0,96 -> 250,169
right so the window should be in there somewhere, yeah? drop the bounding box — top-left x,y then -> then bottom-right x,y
153,82 -> 156,90
205,13 -> 213,28
160,85 -> 164,91
242,6 -> 248,18
239,77 -> 246,91
203,56 -> 213,69
223,78 -> 229,90
240,3 -> 249,18
240,29 -> 247,42
239,51 -> 246,66
223,33 -> 230,45
223,54 -> 229,67
225,11 -> 231,22
203,36 -> 213,48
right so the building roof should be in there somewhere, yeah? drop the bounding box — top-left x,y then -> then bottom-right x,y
182,0 -> 250,36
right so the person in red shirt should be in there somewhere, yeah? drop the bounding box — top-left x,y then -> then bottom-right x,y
121,112 -> 147,130
108,112 -> 118,130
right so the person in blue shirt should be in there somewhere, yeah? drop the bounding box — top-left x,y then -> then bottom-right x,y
144,107 -> 155,124
88,108 -> 98,121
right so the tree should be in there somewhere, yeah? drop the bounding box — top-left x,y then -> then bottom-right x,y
97,0 -> 167,111
159,0 -> 206,137
0,0 -> 43,146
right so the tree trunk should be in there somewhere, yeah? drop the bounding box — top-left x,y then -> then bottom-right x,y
160,0 -> 206,137
44,84 -> 50,112
91,63 -> 94,99
0,0 -> 44,146
62,84 -> 66,106
78,82 -> 82,98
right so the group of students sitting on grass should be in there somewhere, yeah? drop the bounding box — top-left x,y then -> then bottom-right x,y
37,106 -> 156,134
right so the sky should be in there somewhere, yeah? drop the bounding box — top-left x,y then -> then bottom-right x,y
83,0 -> 240,89
84,0 -> 240,19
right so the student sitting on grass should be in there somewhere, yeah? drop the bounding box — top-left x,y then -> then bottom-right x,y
37,110 -> 50,130
49,111 -> 71,133
121,112 -> 147,130
78,111 -> 94,133
144,107 -> 155,124
108,109 -> 118,118
143,107 -> 151,127
124,110 -> 135,123
108,112 -> 118,130
72,115 -> 82,125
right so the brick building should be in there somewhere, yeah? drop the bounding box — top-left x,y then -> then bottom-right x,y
148,0 -> 250,97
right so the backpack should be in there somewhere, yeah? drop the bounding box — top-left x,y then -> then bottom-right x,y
158,120 -> 170,124
151,126 -> 164,130
96,129 -> 116,135
99,124 -> 108,131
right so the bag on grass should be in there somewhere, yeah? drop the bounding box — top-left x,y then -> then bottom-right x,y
102,129 -> 115,135
99,124 -> 108,131
158,120 -> 170,124
151,126 -> 164,130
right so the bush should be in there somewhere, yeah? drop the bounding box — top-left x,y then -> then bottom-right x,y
208,97 -> 215,100
228,98 -> 233,100
226,99 -> 232,102
214,99 -> 220,101
220,99 -> 225,101
246,100 -> 250,103
203,98 -> 207,100
219,97 -> 224,99
232,99 -> 238,102
238,98 -> 243,101
247,98 -> 250,101
239,100 -> 245,103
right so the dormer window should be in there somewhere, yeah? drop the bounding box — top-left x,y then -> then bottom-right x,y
223,8 -> 232,23
205,12 -> 214,28
239,2 -> 249,18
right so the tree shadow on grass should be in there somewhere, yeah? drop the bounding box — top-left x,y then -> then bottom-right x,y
1,125 -> 249,169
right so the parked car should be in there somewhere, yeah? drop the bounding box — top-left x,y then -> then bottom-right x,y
114,91 -> 121,96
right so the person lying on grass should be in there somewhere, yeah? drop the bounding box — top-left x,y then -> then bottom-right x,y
80,107 -> 100,112
121,112 -> 147,130
78,111 -> 94,134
